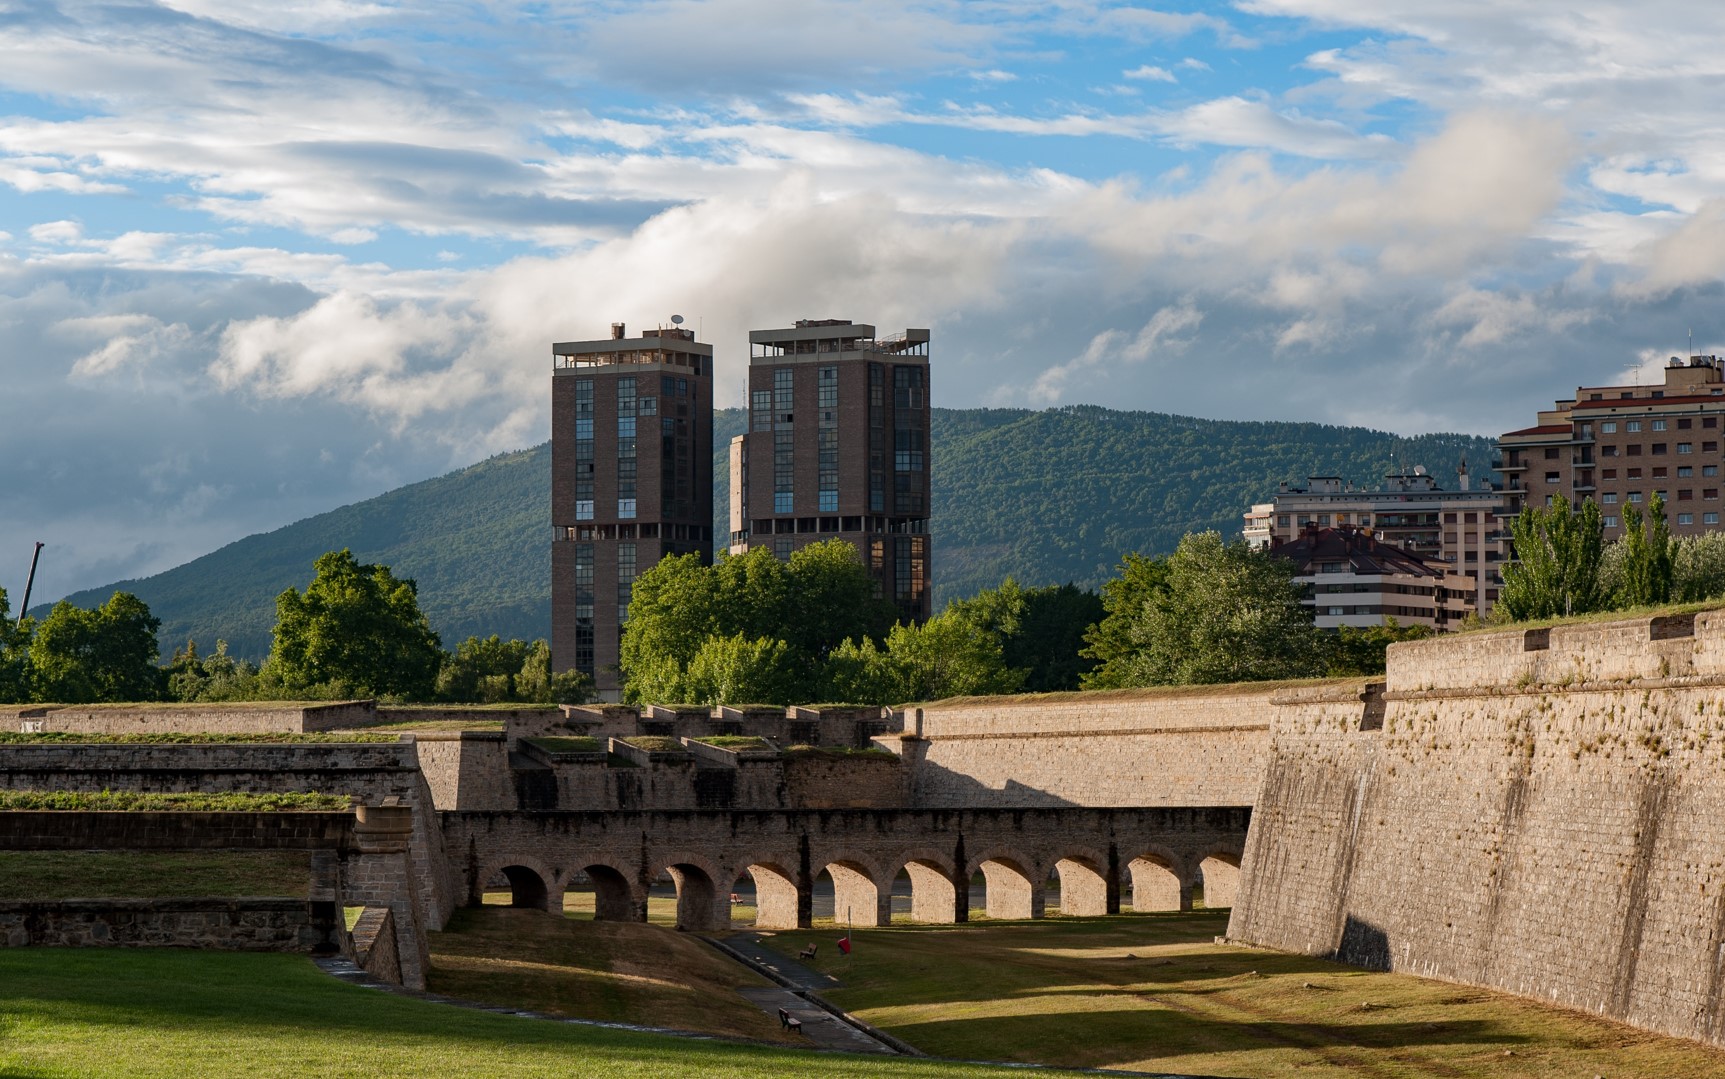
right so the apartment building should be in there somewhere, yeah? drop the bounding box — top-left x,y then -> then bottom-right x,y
1269,525 -> 1477,629
1243,464 -> 1504,620
1499,355 -> 1725,539
551,323 -> 713,698
728,319 -> 932,622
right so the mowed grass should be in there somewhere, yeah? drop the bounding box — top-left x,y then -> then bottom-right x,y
0,851 -> 312,899
428,905 -> 790,1041
762,911 -> 1725,1078
0,948 -> 1059,1079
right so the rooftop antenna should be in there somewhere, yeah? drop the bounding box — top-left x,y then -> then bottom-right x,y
18,542 -> 42,628
671,314 -> 684,327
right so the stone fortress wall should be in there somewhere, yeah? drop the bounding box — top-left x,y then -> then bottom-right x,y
20,618 -> 1725,1050
1227,609 -> 1725,1050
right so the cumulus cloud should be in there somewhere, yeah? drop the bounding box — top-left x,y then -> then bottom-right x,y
1123,65 -> 1177,82
10,0 -> 1725,606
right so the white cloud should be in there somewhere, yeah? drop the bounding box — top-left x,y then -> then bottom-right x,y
1026,301 -> 1204,405
1123,65 -> 1177,82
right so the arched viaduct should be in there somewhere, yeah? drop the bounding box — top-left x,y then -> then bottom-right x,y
444,806 -> 1249,931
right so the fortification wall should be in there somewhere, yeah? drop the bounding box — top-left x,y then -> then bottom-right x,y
892,685 -> 1331,808
0,897 -> 335,951
0,702 -> 375,735
1229,610 -> 1725,1048
0,742 -> 455,931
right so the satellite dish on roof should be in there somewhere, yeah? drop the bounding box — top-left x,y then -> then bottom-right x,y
670,314 -> 684,325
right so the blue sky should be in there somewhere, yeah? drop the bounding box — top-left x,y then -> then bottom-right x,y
8,0 -> 1725,603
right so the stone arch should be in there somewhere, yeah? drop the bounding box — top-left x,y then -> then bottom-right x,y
819,858 -> 889,928
741,860 -> 804,930
968,849 -> 1040,921
570,860 -> 643,922
893,848 -> 959,924
659,852 -> 727,932
498,865 -> 550,911
1127,851 -> 1187,912
474,855 -> 558,911
1198,852 -> 1242,910
1051,853 -> 1110,918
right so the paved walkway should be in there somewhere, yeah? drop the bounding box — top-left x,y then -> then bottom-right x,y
717,932 -> 843,990
711,933 -> 906,1055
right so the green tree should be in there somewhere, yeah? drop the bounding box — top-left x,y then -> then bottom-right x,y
1498,497 -> 1606,621
30,592 -> 163,703
1672,533 -> 1725,603
826,607 -> 1023,704
437,635 -> 534,702
824,636 -> 899,704
1322,619 -> 1433,677
1083,533 -> 1317,687
618,540 -> 893,704
1005,583 -> 1104,692
0,588 -> 32,703
166,639 -> 261,703
513,640 -> 593,705
1080,554 -> 1170,689
1615,494 -> 1675,608
684,633 -> 798,705
264,549 -> 442,699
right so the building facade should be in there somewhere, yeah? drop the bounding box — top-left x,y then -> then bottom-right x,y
1499,355 -> 1725,540
728,319 -> 932,622
1244,465 -> 1504,621
1268,525 -> 1477,630
551,323 -> 713,698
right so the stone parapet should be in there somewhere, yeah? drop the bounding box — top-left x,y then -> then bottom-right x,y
0,897 -> 336,951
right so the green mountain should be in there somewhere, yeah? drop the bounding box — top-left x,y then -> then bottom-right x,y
48,406 -> 1495,660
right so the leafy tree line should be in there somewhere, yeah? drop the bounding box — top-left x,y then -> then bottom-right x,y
1498,494 -> 1725,621
1076,532 -> 1429,689
0,549 -> 590,705
620,532 -> 1426,705
618,540 -> 1107,705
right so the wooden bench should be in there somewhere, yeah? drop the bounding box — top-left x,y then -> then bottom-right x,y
798,943 -> 817,959
777,1007 -> 802,1033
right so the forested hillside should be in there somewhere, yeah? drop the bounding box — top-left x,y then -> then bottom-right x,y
48,406 -> 1494,660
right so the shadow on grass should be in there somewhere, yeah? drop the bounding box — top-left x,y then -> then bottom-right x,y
883,1009 -> 1527,1069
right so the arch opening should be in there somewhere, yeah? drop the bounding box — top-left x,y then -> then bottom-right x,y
978,857 -> 1039,921
1198,854 -> 1241,910
499,865 -> 549,910
820,861 -> 887,928
900,859 -> 958,924
745,862 -> 804,930
1052,857 -> 1109,918
666,862 -> 725,932
568,863 -> 639,922
1128,855 -> 1186,912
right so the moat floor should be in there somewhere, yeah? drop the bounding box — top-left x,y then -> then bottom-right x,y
754,910 -> 1725,1078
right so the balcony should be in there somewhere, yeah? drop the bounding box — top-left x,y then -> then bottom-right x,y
1494,458 -> 1528,471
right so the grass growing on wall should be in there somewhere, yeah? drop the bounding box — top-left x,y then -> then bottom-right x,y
0,732 -> 402,744
0,851 -> 313,899
521,736 -> 604,754
0,949 -> 1029,1079
0,791 -> 350,812
692,735 -> 772,751
617,735 -> 685,753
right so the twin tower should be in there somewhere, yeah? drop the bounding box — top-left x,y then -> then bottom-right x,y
550,318 -> 933,698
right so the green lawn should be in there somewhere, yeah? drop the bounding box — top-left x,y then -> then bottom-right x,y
0,851 -> 312,899
429,906 -> 787,1041
0,949 -> 1058,1079
759,912 -> 1725,1078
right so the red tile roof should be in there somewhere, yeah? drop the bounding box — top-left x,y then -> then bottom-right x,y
1501,424 -> 1571,437
1268,526 -> 1446,579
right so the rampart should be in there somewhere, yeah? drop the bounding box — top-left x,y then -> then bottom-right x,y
1228,610 -> 1725,1049
888,684 -> 1313,807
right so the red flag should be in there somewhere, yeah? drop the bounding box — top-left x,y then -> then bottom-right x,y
837,935 -> 851,955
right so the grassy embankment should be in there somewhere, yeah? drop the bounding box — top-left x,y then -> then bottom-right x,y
755,912 -> 1725,1078
428,906 -> 786,1041
0,851 -> 312,899
0,947 -> 1033,1079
